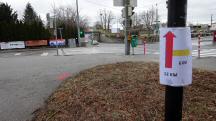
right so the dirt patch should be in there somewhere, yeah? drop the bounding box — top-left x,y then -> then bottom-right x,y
32,62 -> 216,121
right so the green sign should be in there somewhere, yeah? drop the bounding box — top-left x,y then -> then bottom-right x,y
131,35 -> 138,47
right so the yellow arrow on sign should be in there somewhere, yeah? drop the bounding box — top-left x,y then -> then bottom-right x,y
173,49 -> 191,56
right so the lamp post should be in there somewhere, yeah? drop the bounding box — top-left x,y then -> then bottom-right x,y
58,28 -> 63,40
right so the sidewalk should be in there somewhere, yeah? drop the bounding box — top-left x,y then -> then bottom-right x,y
63,49 -> 216,71
60,45 -> 216,71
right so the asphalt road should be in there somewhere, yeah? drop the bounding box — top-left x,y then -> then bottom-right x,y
0,49 -> 156,121
0,41 -> 215,121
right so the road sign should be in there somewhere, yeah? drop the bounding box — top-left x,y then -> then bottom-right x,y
114,0 -> 123,6
114,0 -> 137,7
160,27 -> 192,87
130,0 -> 137,7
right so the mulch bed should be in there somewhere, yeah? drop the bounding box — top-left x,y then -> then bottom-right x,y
32,62 -> 216,121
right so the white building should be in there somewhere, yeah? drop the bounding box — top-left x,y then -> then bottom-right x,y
210,23 -> 216,31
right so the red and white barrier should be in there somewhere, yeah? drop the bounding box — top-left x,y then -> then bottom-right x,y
198,32 -> 201,58
143,40 -> 146,55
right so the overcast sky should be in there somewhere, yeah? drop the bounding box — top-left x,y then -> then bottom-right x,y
1,0 -> 216,26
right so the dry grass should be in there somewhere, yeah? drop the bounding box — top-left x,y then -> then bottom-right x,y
32,62 -> 216,121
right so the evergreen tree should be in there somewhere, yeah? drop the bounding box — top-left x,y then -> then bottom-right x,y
23,3 -> 51,41
0,2 -> 18,42
0,2 -> 51,42
0,2 -> 18,23
23,3 -> 38,24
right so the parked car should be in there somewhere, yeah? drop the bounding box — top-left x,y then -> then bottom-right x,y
92,40 -> 99,45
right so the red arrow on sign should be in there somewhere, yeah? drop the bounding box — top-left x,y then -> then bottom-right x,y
164,31 -> 176,68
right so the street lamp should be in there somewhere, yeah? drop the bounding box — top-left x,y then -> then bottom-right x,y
58,28 -> 63,39
58,28 -> 65,55
100,10 -> 103,29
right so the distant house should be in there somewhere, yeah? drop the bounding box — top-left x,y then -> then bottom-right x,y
189,24 -> 211,37
111,28 -> 121,33
189,24 -> 211,33
210,23 -> 216,31
111,24 -> 123,34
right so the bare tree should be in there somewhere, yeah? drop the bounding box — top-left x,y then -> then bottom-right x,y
107,11 -> 114,30
99,10 -> 104,30
94,21 -> 103,29
49,6 -> 89,39
140,7 -> 156,34
98,9 -> 114,31
132,13 -> 142,27
102,9 -> 107,30
79,16 -> 89,29
54,6 -> 89,29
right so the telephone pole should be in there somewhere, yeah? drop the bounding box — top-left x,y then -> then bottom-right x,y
76,0 -> 80,47
165,0 -> 187,121
155,3 -> 159,41
211,14 -> 213,26
53,2 -> 59,56
124,0 -> 130,55
100,10 -> 103,29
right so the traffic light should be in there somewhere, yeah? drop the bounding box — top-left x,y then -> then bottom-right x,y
122,19 -> 132,27
80,30 -> 85,38
128,7 -> 135,17
121,7 -> 135,18
131,7 -> 135,17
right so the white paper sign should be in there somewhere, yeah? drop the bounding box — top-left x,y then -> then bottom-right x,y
160,27 -> 192,87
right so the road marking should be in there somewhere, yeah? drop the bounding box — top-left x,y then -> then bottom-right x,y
57,72 -> 71,81
192,49 -> 216,57
193,49 -> 216,52
14,53 -> 21,56
41,52 -> 49,56
153,52 -> 160,54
